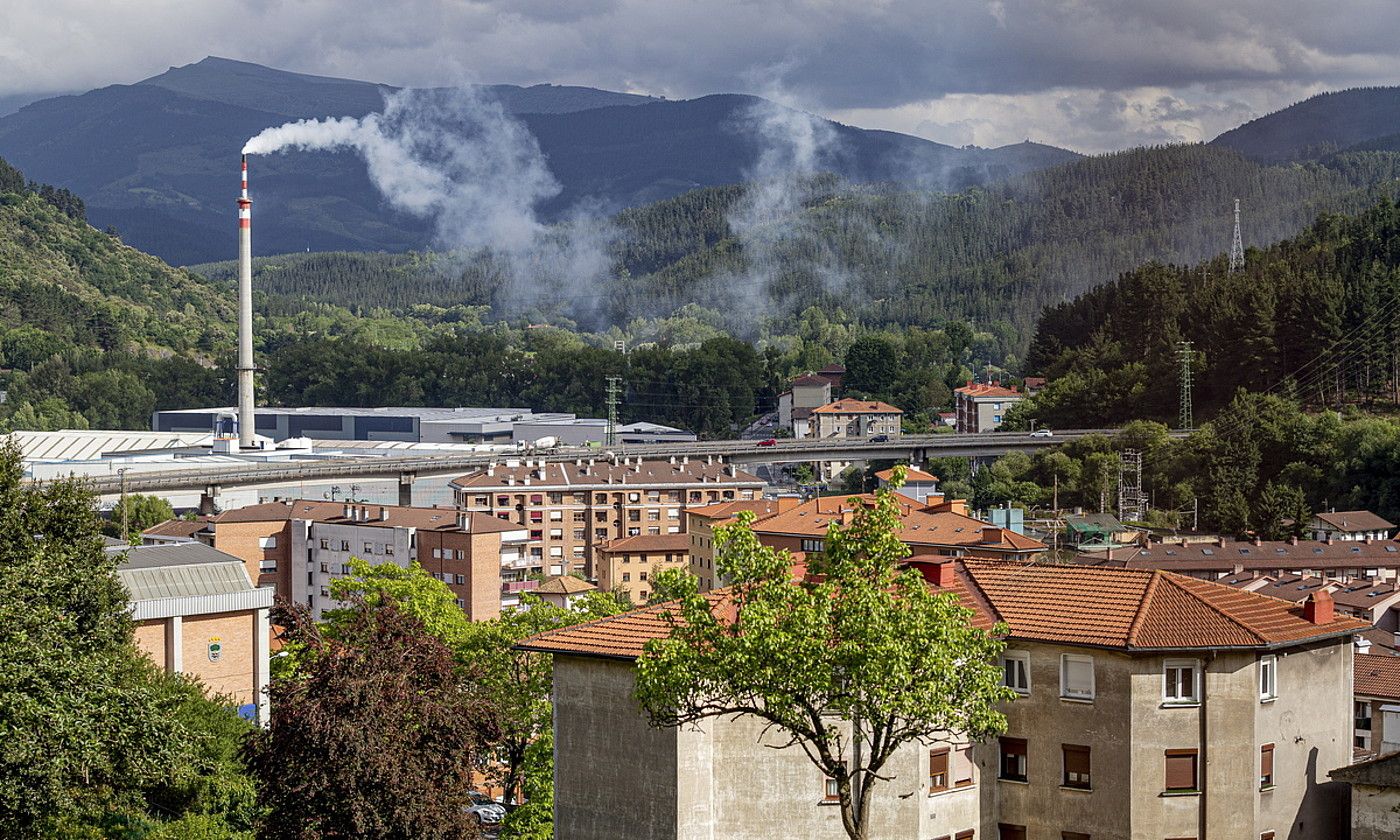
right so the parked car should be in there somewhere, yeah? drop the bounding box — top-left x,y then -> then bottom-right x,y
467,791 -> 506,827
757,438 -> 778,447
1030,428 -> 1054,437
869,433 -> 890,442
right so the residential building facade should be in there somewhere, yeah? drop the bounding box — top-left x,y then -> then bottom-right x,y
450,457 -> 764,578
1354,653 -> 1400,755
118,543 -> 273,724
1310,510 -> 1396,542
203,499 -> 526,620
809,399 -> 904,480
595,533 -> 692,603
1330,751 -> 1400,840
954,381 -> 1025,433
777,374 -> 833,438
874,466 -> 939,504
522,560 -> 1364,839
687,498 -> 799,591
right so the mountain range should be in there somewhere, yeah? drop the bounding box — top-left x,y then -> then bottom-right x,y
0,57 -> 1078,265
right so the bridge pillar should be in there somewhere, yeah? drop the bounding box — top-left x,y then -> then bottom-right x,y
398,473 -> 415,507
199,485 -> 221,515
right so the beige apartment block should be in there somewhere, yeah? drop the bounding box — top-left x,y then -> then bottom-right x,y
522,560 -> 1364,839
686,498 -> 799,591
953,381 -> 1024,433
450,456 -> 764,579
595,533 -> 692,603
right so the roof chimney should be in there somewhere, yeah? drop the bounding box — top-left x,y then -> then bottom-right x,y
380,506 -> 390,521
1253,535 -> 1262,547
929,560 -> 954,588
343,504 -> 352,519
457,512 -> 468,530
981,526 -> 1004,544
1288,535 -> 1298,545
1356,636 -> 1373,655
1302,589 -> 1334,625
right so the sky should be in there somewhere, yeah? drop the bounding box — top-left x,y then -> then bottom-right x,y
3,0 -> 1398,153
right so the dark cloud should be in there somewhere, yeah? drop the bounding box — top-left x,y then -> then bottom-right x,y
1,1 -> 1396,151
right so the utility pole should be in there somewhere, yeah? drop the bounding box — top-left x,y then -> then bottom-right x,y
1117,449 -> 1145,523
1176,340 -> 1194,431
1229,198 -> 1244,272
118,468 -> 129,540
605,376 -> 623,447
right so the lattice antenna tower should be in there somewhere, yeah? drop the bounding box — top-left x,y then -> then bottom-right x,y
1117,449 -> 1146,524
605,376 -> 623,447
1229,198 -> 1244,272
1176,340 -> 1194,431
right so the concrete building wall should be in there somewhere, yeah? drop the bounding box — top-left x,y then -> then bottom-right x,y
554,657 -> 679,840
1350,784 -> 1400,840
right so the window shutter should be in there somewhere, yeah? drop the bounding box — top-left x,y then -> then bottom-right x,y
1063,744 -> 1091,787
1165,749 -> 1198,791
1260,744 -> 1274,787
930,748 -> 950,792
998,826 -> 1027,840
1001,737 -> 1027,757
955,745 -> 975,786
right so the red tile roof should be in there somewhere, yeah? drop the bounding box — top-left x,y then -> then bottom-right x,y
596,533 -> 692,553
211,499 -> 517,534
1357,653 -> 1400,700
141,518 -> 209,538
519,560 -> 1366,660
1314,510 -> 1396,533
810,399 -> 903,415
686,499 -> 788,522
955,382 -> 1021,399
751,493 -> 1043,554
1075,539 -> 1400,573
875,467 -> 938,484
535,575 -> 597,596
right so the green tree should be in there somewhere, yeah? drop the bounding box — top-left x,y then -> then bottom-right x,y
844,334 -> 899,398
108,493 -> 176,542
635,474 -> 1014,840
497,730 -> 553,840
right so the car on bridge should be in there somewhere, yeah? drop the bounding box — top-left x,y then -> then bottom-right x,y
756,438 -> 778,447
1030,428 -> 1054,437
870,434 -> 890,443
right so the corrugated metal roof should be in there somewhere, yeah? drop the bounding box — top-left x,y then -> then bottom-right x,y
119,560 -> 254,601
6,430 -> 208,462
114,542 -> 240,569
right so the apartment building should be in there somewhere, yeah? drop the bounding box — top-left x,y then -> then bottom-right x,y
777,374 -> 832,438
117,543 -> 273,724
1078,537 -> 1400,582
1222,572 -> 1400,628
1310,509 -> 1396,542
687,498 -> 799,591
954,381 -> 1024,433
750,493 -> 1045,563
595,533 -> 692,603
1354,653 -> 1400,755
521,560 -> 1365,840
203,499 -> 526,620
875,466 -> 939,503
450,457 -> 765,578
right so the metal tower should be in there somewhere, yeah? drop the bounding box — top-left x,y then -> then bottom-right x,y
1176,340 -> 1194,431
605,376 -> 623,447
1228,198 -> 1244,272
1117,449 -> 1146,524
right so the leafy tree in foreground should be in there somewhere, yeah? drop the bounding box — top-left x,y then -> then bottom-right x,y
107,492 -> 176,542
243,599 -> 496,840
635,472 -> 1014,840
497,729 -> 554,840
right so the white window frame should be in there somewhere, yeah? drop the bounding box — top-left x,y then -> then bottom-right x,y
258,535 -> 278,549
1163,658 -> 1200,705
1001,650 -> 1031,695
1060,654 -> 1096,701
1259,655 -> 1278,701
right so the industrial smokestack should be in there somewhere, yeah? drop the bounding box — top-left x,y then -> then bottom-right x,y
237,155 -> 255,449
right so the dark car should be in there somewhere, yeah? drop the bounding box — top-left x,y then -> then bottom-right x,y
869,434 -> 890,442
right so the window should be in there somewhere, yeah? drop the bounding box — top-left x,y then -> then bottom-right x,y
1062,834 -> 1090,840
1164,659 -> 1200,704
1060,654 -> 1095,700
929,748 -> 950,793
1357,701 -> 1373,733
433,548 -> 442,559
1261,833 -> 1275,840
954,745 -> 975,787
384,544 -> 394,556
1062,744 -> 1091,789
319,538 -> 329,549
955,832 -> 975,840
339,540 -> 350,551
257,535 -> 278,549
1164,749 -> 1198,792
455,598 -> 465,608
363,541 -> 374,553
823,762 -> 846,803
454,574 -> 465,585
1002,651 -> 1030,694
999,737 -> 1027,782
259,558 -> 277,573
1260,744 -> 1274,789
1259,655 -> 1277,700
639,571 -> 648,581
801,538 -> 825,553
998,826 -> 1026,840
622,573 -> 630,582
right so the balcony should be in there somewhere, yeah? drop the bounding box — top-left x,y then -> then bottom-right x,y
502,579 -> 540,595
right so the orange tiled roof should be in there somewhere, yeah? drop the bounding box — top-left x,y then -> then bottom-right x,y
874,467 -> 939,484
955,382 -> 1021,399
212,499 -> 517,534
141,518 -> 209,538
534,575 -> 598,596
1357,653 -> 1400,700
518,593 -> 733,660
597,533 -> 692,553
519,560 -> 1366,660
810,399 -> 903,415
751,493 -> 1043,553
686,499 -> 788,522
1314,510 -> 1396,532
450,460 -> 763,489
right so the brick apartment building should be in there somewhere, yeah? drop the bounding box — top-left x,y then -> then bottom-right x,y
749,493 -> 1045,565
595,533 -> 692,603
201,499 -> 527,620
522,560 -> 1365,839
450,456 -> 765,578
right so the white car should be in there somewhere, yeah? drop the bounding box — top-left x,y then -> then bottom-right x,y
467,791 -> 506,827
1030,428 -> 1053,437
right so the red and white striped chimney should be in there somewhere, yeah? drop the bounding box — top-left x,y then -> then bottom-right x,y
236,155 -> 255,449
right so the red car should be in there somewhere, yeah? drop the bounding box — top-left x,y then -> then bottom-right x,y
757,438 -> 778,447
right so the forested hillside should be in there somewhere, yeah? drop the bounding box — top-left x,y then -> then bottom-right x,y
1212,87 -> 1400,163
1020,199 -> 1400,429
193,144 -> 1400,358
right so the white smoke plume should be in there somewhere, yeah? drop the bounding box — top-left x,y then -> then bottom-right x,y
243,87 -> 614,321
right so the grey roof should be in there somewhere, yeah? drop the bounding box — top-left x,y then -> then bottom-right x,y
1331,751 -> 1400,787
1065,514 -> 1126,531
115,543 -> 257,601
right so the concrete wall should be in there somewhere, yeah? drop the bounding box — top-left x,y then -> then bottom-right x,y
554,657 -> 678,840
1350,784 -> 1400,840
